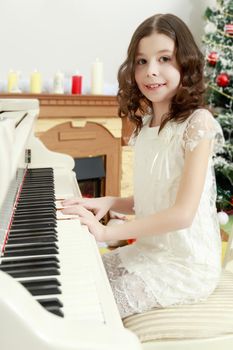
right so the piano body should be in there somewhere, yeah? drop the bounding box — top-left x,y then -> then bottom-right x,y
0,99 -> 141,350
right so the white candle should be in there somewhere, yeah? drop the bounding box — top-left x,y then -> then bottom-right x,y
91,58 -> 103,95
30,70 -> 42,93
53,71 -> 64,94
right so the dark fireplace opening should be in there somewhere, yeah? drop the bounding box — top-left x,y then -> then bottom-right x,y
74,156 -> 106,198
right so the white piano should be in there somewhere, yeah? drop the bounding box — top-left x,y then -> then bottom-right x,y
0,99 -> 141,350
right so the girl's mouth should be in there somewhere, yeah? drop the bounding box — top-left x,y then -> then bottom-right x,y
145,83 -> 166,90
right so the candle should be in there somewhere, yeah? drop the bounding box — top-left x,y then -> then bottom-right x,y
30,70 -> 42,93
7,70 -> 18,92
91,58 -> 103,95
53,71 -> 64,94
71,73 -> 82,94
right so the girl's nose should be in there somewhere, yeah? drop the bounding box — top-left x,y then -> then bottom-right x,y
147,72 -> 157,77
146,62 -> 159,77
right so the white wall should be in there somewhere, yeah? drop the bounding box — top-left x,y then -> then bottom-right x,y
0,0 -> 215,94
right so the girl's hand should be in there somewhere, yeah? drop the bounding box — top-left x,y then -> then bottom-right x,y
62,196 -> 115,220
62,204 -> 107,242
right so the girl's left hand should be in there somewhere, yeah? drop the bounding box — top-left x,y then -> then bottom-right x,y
62,205 -> 106,242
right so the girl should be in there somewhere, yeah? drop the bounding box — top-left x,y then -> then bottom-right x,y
62,13 -> 224,319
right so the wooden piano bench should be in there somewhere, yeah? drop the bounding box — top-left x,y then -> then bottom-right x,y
123,269 -> 233,350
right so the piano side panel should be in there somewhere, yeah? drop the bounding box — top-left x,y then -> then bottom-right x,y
0,118 -> 15,210
0,270 -> 141,350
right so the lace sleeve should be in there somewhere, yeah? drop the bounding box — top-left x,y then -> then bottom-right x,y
183,109 -> 224,154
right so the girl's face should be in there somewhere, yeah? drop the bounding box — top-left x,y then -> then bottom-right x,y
135,32 -> 181,111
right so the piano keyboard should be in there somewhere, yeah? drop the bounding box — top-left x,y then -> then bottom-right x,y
0,168 -> 106,323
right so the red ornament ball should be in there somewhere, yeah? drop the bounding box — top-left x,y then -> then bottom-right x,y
208,51 -> 218,66
216,73 -> 230,87
224,24 -> 233,35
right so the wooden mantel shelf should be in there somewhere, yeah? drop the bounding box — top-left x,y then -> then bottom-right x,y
0,93 -> 119,118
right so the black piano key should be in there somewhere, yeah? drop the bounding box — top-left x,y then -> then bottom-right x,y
11,222 -> 57,228
21,187 -> 54,190
25,171 -> 53,175
16,203 -> 56,210
37,297 -> 63,308
13,209 -> 56,216
9,228 -> 57,235
12,213 -> 57,223
21,185 -> 53,189
3,246 -> 59,257
21,277 -> 61,287
18,197 -> 55,203
25,175 -> 53,179
22,183 -> 54,188
20,278 -> 61,296
20,187 -> 54,192
12,218 -> 57,226
15,204 -> 56,211
18,189 -> 54,197
0,266 -> 60,278
18,193 -> 54,198
45,307 -> 64,317
13,210 -> 56,217
37,298 -> 64,317
1,256 -> 59,265
7,235 -> 57,244
0,259 -> 59,269
13,212 -> 56,218
10,221 -> 57,230
12,214 -> 56,220
22,178 -> 53,182
16,200 -> 55,206
4,242 -> 58,249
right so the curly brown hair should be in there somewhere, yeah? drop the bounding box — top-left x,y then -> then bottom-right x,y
117,13 -> 206,134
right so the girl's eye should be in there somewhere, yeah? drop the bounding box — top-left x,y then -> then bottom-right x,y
136,58 -> 147,65
159,56 -> 171,63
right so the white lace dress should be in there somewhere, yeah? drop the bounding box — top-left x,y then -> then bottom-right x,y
102,109 -> 224,319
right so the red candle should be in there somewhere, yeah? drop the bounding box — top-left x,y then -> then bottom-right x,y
71,75 -> 82,94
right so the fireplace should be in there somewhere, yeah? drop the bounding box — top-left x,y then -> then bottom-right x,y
74,156 -> 105,198
37,119 -> 121,197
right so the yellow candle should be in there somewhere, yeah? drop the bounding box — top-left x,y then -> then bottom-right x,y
7,70 -> 18,93
91,58 -> 103,94
30,70 -> 42,93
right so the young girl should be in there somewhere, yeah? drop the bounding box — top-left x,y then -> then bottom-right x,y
62,13 -> 224,319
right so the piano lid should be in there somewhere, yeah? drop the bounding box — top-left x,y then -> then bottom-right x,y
0,99 -> 39,112
0,99 -> 39,210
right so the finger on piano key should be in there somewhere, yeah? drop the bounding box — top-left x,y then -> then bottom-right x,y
55,200 -> 65,209
56,211 -> 80,220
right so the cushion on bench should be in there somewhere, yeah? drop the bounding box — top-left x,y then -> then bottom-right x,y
123,270 -> 233,342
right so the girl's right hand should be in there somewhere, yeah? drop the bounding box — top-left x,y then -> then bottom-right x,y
62,196 -> 115,221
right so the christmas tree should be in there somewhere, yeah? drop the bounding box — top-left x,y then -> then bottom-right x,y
202,0 -> 233,215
